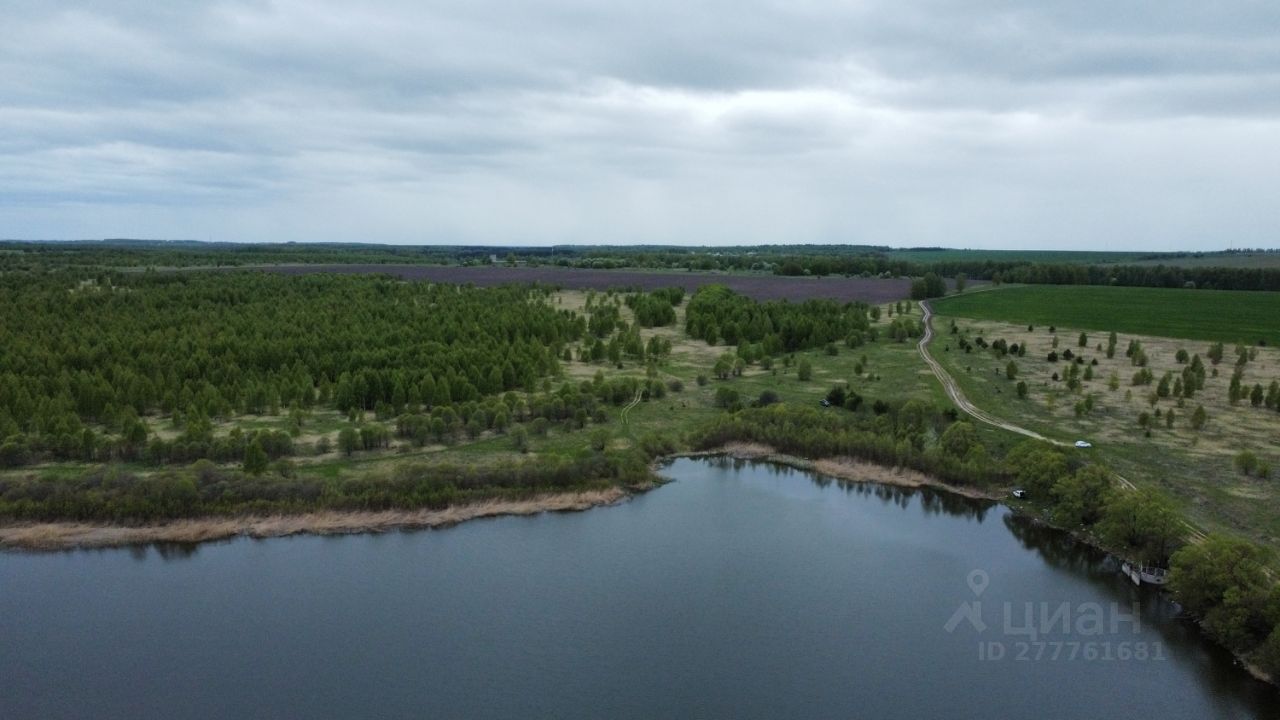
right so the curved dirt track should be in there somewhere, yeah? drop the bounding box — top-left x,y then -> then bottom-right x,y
917,300 -> 1067,446
918,299 -> 1207,541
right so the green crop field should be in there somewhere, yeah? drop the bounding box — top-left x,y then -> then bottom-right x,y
933,285 -> 1280,346
1113,252 -> 1280,269
882,249 -> 1153,265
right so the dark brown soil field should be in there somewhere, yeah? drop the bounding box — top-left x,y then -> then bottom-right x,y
261,264 -> 920,303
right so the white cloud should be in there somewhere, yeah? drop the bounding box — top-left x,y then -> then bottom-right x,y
1,0 -> 1278,249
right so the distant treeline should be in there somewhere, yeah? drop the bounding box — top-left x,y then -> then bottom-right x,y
4,241 -> 1278,291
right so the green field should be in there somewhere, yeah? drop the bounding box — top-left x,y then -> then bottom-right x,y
1115,251 -> 1280,269
934,285 -> 1280,346
882,249 -> 1153,264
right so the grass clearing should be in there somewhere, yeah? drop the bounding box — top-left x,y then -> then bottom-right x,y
932,312 -> 1280,550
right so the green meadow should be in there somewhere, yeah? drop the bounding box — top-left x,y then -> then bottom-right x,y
934,285 -> 1280,346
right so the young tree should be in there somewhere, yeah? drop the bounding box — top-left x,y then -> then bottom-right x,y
1235,451 -> 1260,476
1077,332 -> 1088,347
1016,381 -> 1028,398
1051,465 -> 1112,527
939,422 -> 979,457
1099,488 -> 1182,564
338,426 -> 359,456
1207,342 -> 1224,365
510,425 -> 529,453
714,386 -> 740,409
1005,360 -> 1018,380
797,359 -> 812,381
243,438 -> 269,475
1191,405 -> 1208,430
589,428 -> 610,452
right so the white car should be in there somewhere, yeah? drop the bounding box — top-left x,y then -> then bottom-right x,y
1074,440 -> 1092,449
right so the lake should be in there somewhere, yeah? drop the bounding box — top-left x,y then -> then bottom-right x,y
2,457 -> 1277,719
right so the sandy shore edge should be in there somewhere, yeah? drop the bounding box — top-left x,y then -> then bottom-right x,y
673,442 -> 1000,500
0,488 -> 631,551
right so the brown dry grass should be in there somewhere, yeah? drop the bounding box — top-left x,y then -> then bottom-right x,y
945,317 -> 1280,457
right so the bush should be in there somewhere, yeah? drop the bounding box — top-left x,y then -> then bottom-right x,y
755,390 -> 781,407
714,387 -> 741,409
797,360 -> 812,381
589,428 -> 610,452
511,426 -> 530,453
1234,451 -> 1260,476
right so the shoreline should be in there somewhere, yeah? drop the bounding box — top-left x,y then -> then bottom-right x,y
2,447 -> 1274,687
0,488 -> 633,551
670,442 -> 1001,501
0,446 -> 991,552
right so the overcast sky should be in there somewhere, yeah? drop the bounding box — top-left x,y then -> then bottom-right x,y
3,1 -> 1279,249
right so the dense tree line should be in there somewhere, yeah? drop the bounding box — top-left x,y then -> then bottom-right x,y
909,272 -> 947,299
684,285 -> 874,353
0,240 -> 473,271
691,402 -> 997,487
624,287 -> 683,327
8,242 -> 1280,291
0,451 -> 652,523
1170,536 -> 1280,680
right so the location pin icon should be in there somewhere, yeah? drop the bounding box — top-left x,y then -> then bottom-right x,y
967,570 -> 990,597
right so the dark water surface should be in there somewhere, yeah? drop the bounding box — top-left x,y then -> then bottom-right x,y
2,458 -> 1277,719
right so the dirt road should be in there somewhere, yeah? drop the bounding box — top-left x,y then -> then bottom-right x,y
917,299 -> 1207,541
917,300 -> 1067,446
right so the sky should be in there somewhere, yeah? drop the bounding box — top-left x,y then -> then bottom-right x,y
2,1 -> 1279,250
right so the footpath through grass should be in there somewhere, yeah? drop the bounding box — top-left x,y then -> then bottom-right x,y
934,285 -> 1280,347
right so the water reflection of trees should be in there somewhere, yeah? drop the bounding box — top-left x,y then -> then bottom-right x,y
827,471 -> 993,522
998,511 -> 1269,698
127,542 -> 201,561
1001,513 -> 1104,578
709,455 -> 997,522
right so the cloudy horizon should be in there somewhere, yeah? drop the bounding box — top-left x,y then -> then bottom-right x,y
3,1 -> 1279,250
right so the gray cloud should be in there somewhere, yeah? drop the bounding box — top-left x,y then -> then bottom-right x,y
1,0 -> 1279,248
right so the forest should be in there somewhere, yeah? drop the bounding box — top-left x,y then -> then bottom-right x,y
6,241 -> 1280,291
0,271 -> 582,466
